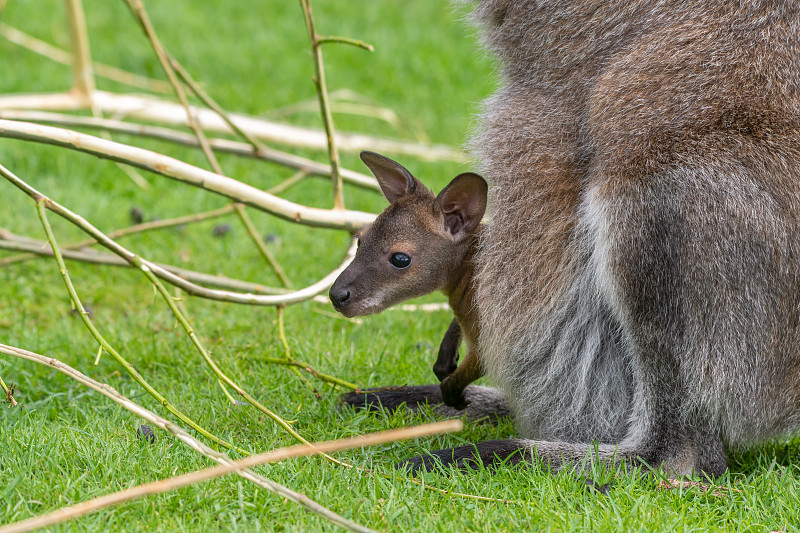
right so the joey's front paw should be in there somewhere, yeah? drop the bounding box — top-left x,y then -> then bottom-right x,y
433,359 -> 458,382
440,378 -> 470,410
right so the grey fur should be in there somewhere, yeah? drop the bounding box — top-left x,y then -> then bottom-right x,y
344,0 -> 800,478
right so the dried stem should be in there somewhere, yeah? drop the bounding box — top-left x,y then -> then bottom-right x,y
167,57 -> 267,153
123,0 -> 293,284
0,234 -> 290,295
0,408 -> 459,533
63,0 -> 95,99
0,343 -> 379,533
0,110 -> 380,191
0,375 -> 18,407
0,24 -> 172,92
233,204 -> 293,287
140,266 -> 343,460
316,35 -> 375,51
34,199 -> 244,454
0,119 -> 375,230
277,306 -> 322,398
300,0 -> 348,209
0,91 -> 467,162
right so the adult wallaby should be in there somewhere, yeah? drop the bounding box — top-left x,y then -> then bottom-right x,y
342,0 -> 800,478
330,151 -> 487,410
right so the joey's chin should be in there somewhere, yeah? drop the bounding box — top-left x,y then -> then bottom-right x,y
333,299 -> 389,318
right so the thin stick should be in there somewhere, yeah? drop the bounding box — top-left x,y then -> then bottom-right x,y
0,204 -> 236,266
140,266 -> 343,461
0,90 -> 468,162
300,0 -> 346,209
277,306 -> 322,398
34,199 -> 244,454
168,57 -> 267,154
0,24 -> 172,92
255,357 -> 358,391
0,235 -> 288,295
233,204 -> 293,288
123,0 -> 295,283
0,375 -> 17,407
0,416 -> 460,533
0,119 -> 376,230
0,171 -> 358,306
63,0 -> 95,99
0,110 -> 380,191
0,343 -> 380,533
317,36 -> 375,52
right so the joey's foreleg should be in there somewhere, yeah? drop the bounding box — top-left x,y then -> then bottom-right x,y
433,318 -> 462,381
440,347 -> 483,410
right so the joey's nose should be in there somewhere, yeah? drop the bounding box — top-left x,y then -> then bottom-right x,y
329,286 -> 351,310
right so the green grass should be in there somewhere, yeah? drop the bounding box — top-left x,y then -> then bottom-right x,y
1,1 -> 799,531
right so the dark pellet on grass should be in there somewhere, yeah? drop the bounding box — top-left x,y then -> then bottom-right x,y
263,233 -> 281,245
137,424 -> 156,443
213,224 -> 232,237
130,207 -> 144,224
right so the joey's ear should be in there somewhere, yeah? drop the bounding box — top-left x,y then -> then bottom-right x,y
436,172 -> 488,240
360,151 -> 421,203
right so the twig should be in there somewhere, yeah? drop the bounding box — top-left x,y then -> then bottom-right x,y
0,414 -> 459,533
123,0 -> 295,284
63,0 -> 95,100
0,375 -> 18,407
0,110 -> 380,191
277,306 -> 322,398
0,119 -> 376,230
300,0 -> 352,209
0,24 -> 172,92
255,356 -> 358,391
139,265 -> 345,461
167,57 -> 267,154
0,343 -> 380,533
34,199 -> 244,454
267,170 -> 309,195
316,36 -> 375,52
0,197 -> 357,305
0,235 -> 289,295
233,204 -> 293,287
0,90 -> 467,162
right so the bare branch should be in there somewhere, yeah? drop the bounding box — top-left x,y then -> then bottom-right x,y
0,119 -> 376,230
0,343 -> 382,533
0,90 -> 467,162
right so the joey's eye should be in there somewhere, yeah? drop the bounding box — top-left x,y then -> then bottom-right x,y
389,252 -> 411,269
356,237 -> 361,248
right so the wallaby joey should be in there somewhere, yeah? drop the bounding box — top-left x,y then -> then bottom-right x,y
341,0 -> 800,478
329,151 -> 487,409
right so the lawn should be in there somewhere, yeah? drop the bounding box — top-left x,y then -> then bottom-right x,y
1,1 -> 799,531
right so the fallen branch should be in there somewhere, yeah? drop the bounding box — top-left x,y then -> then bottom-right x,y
0,90 -> 466,162
0,119 -> 376,230
0,343 -> 388,533
0,110 -> 381,191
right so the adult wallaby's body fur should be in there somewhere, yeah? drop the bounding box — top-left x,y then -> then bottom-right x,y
330,152 -> 487,409
343,0 -> 800,477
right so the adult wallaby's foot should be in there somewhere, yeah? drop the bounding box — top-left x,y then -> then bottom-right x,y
340,384 -> 511,423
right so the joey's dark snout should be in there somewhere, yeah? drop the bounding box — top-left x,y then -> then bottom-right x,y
329,283 -> 351,310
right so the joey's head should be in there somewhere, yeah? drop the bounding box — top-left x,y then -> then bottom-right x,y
329,151 -> 487,317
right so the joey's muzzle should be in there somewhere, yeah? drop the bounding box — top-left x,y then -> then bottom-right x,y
329,284 -> 351,311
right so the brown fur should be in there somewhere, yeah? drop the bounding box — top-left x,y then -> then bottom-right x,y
330,152 -> 488,408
